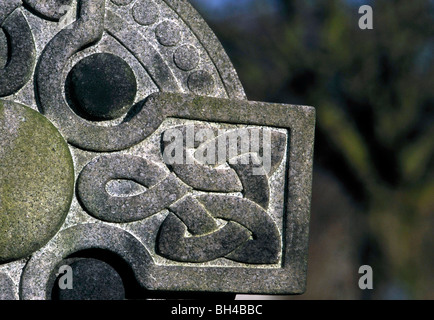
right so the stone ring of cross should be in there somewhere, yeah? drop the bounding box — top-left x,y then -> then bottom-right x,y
0,0 -> 315,300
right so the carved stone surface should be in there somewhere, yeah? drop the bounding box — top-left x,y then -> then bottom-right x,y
0,0 -> 315,299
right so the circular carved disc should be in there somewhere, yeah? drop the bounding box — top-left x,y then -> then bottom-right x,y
0,100 -> 74,263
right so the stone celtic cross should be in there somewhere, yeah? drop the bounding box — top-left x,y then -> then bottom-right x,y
0,0 -> 315,300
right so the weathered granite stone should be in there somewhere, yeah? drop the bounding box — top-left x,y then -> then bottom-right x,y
0,0 -> 314,299
0,273 -> 17,300
188,70 -> 216,95
23,0 -> 73,21
0,9 -> 35,97
111,0 -> 133,6
0,100 -> 74,263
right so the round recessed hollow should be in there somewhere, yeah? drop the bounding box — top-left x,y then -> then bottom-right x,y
52,258 -> 126,300
67,53 -> 137,121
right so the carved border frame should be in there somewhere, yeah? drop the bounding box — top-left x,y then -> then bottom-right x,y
147,93 -> 316,294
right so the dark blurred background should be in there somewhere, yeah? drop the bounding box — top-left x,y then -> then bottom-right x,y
189,0 -> 434,300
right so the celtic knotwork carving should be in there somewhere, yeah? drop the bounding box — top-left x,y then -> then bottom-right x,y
158,195 -> 281,264
162,125 -> 286,208
35,0 -> 181,152
76,123 -> 286,264
156,125 -> 285,264
157,211 -> 252,263
196,195 -> 281,264
77,154 -> 190,223
0,6 -> 36,97
162,125 -> 242,192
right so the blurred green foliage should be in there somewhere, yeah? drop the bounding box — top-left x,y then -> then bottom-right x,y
191,0 -> 433,298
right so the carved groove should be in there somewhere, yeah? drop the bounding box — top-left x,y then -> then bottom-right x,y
0,9 -> 36,97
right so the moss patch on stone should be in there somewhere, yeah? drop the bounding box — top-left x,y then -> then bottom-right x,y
0,100 -> 74,263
